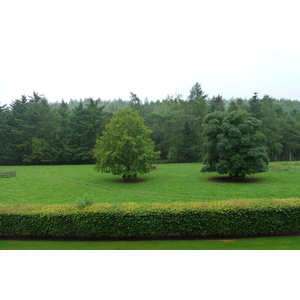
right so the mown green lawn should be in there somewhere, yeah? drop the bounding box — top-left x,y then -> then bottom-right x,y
1,162 -> 300,205
1,235 -> 300,250
1,162 -> 300,250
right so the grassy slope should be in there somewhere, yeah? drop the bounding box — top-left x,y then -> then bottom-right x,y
1,235 -> 300,250
1,162 -> 300,205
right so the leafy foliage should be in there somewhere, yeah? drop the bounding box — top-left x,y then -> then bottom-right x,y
1,199 -> 300,239
3,85 -> 300,165
201,111 -> 269,177
76,197 -> 94,209
94,108 -> 160,182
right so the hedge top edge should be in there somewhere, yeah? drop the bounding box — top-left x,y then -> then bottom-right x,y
1,198 -> 300,214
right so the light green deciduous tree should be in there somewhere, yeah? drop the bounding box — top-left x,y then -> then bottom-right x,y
94,108 -> 160,182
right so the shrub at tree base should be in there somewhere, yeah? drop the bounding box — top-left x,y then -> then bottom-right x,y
1,199 -> 300,239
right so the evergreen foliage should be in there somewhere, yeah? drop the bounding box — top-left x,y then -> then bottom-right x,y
1,199 -> 300,239
2,86 -> 300,165
249,92 -> 262,119
201,111 -> 269,177
208,95 -> 225,113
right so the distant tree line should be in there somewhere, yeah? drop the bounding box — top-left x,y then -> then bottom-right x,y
1,83 -> 300,165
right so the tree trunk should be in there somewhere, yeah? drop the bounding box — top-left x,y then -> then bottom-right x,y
122,173 -> 138,183
229,173 -> 245,180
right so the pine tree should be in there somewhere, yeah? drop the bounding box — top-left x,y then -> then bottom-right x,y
208,95 -> 225,113
249,92 -> 262,119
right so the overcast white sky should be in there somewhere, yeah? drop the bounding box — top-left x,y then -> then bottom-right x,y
1,0 -> 300,105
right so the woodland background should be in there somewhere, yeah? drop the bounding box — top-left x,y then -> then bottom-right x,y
1,82 -> 300,165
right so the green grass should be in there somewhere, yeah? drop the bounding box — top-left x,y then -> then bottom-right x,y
1,235 -> 300,250
1,162 -> 300,249
1,162 -> 300,205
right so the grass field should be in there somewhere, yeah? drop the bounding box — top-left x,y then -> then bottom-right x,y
1,162 -> 300,249
1,235 -> 300,250
1,162 -> 300,205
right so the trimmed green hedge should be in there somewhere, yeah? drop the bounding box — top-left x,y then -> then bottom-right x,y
1,199 -> 300,239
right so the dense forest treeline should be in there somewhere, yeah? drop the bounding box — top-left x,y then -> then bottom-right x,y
1,82 -> 300,165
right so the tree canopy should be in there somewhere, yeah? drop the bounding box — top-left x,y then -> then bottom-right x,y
2,86 -> 300,166
201,111 -> 269,177
93,108 -> 160,182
